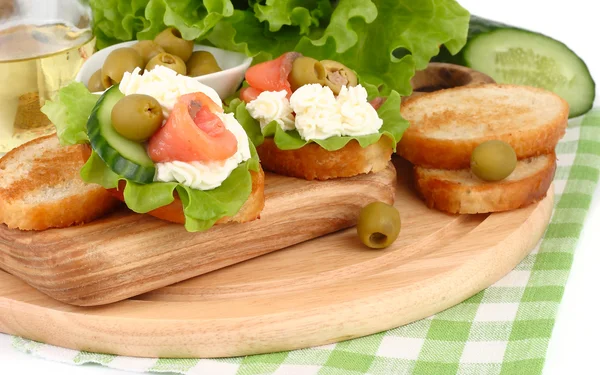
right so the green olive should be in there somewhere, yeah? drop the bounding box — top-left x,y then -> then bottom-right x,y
357,201 -> 401,249
87,69 -> 105,92
321,60 -> 358,95
111,94 -> 164,142
470,140 -> 517,182
153,27 -> 194,62
186,51 -> 222,77
288,56 -> 327,91
101,74 -> 113,89
101,47 -> 144,86
145,52 -> 187,75
131,40 -> 165,65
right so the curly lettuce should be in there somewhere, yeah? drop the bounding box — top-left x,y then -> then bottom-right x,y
227,90 -> 406,152
89,0 -> 235,48
40,82 -> 98,145
251,0 -> 333,35
42,82 -> 259,232
89,0 -> 150,49
89,0 -> 470,96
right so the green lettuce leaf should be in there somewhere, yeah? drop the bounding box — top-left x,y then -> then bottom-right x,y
89,0 -> 149,49
132,0 -> 166,42
139,0 -> 235,41
208,0 -> 470,95
204,1 -> 336,62
81,144 -> 260,232
40,82 -> 99,145
227,90 -> 406,152
89,0 -> 234,48
252,0 -> 333,35
207,9 -> 299,64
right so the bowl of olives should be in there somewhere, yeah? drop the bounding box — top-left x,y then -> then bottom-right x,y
76,28 -> 253,99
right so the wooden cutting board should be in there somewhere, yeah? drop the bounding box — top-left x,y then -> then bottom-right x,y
0,163 -> 396,306
0,158 -> 554,358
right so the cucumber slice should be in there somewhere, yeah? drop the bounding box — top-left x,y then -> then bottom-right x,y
87,86 -> 156,184
434,16 -> 596,118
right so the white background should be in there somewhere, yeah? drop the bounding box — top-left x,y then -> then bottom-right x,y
2,1 -> 600,374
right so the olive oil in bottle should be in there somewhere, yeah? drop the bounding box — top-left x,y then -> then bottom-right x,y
0,23 -> 95,153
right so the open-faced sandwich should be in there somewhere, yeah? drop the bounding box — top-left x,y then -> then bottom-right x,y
227,52 -> 406,181
39,65 -> 264,232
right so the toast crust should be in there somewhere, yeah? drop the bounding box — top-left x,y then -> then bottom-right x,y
398,84 -> 569,170
0,135 -> 120,231
414,153 -> 556,214
1,188 -> 119,231
109,166 -> 265,225
257,136 -> 393,180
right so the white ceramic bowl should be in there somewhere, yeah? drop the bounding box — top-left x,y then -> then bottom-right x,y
75,41 -> 252,99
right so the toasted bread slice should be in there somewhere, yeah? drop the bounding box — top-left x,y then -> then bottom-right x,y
0,134 -> 120,230
257,136 -> 393,180
110,167 -> 266,225
398,84 -> 569,170
414,153 -> 556,214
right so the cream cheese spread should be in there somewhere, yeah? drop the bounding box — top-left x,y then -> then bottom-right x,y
245,90 -> 295,131
119,65 -> 223,118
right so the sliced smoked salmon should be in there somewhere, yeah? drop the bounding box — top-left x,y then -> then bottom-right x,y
148,92 -> 238,163
244,52 -> 302,98
369,97 -> 386,110
240,86 -> 263,103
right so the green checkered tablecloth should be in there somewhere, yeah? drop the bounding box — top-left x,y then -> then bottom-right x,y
2,109 -> 599,375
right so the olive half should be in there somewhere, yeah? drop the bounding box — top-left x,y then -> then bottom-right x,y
357,201 -> 401,249
154,27 -> 194,62
87,69 -> 105,92
321,60 -> 358,95
101,47 -> 144,86
132,40 -> 165,65
288,56 -> 327,91
187,51 -> 222,77
146,52 -> 187,75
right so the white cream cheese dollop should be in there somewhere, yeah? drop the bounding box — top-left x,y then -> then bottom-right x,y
246,90 -> 295,131
245,83 -> 383,141
336,85 -> 383,136
119,65 -> 223,118
289,84 -> 343,141
154,112 -> 251,190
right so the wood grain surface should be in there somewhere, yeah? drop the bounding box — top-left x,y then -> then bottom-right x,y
0,163 -> 397,306
0,158 -> 554,358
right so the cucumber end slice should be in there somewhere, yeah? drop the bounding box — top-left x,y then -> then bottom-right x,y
464,29 -> 595,118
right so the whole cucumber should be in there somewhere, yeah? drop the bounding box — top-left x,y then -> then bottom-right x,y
433,15 -> 595,118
